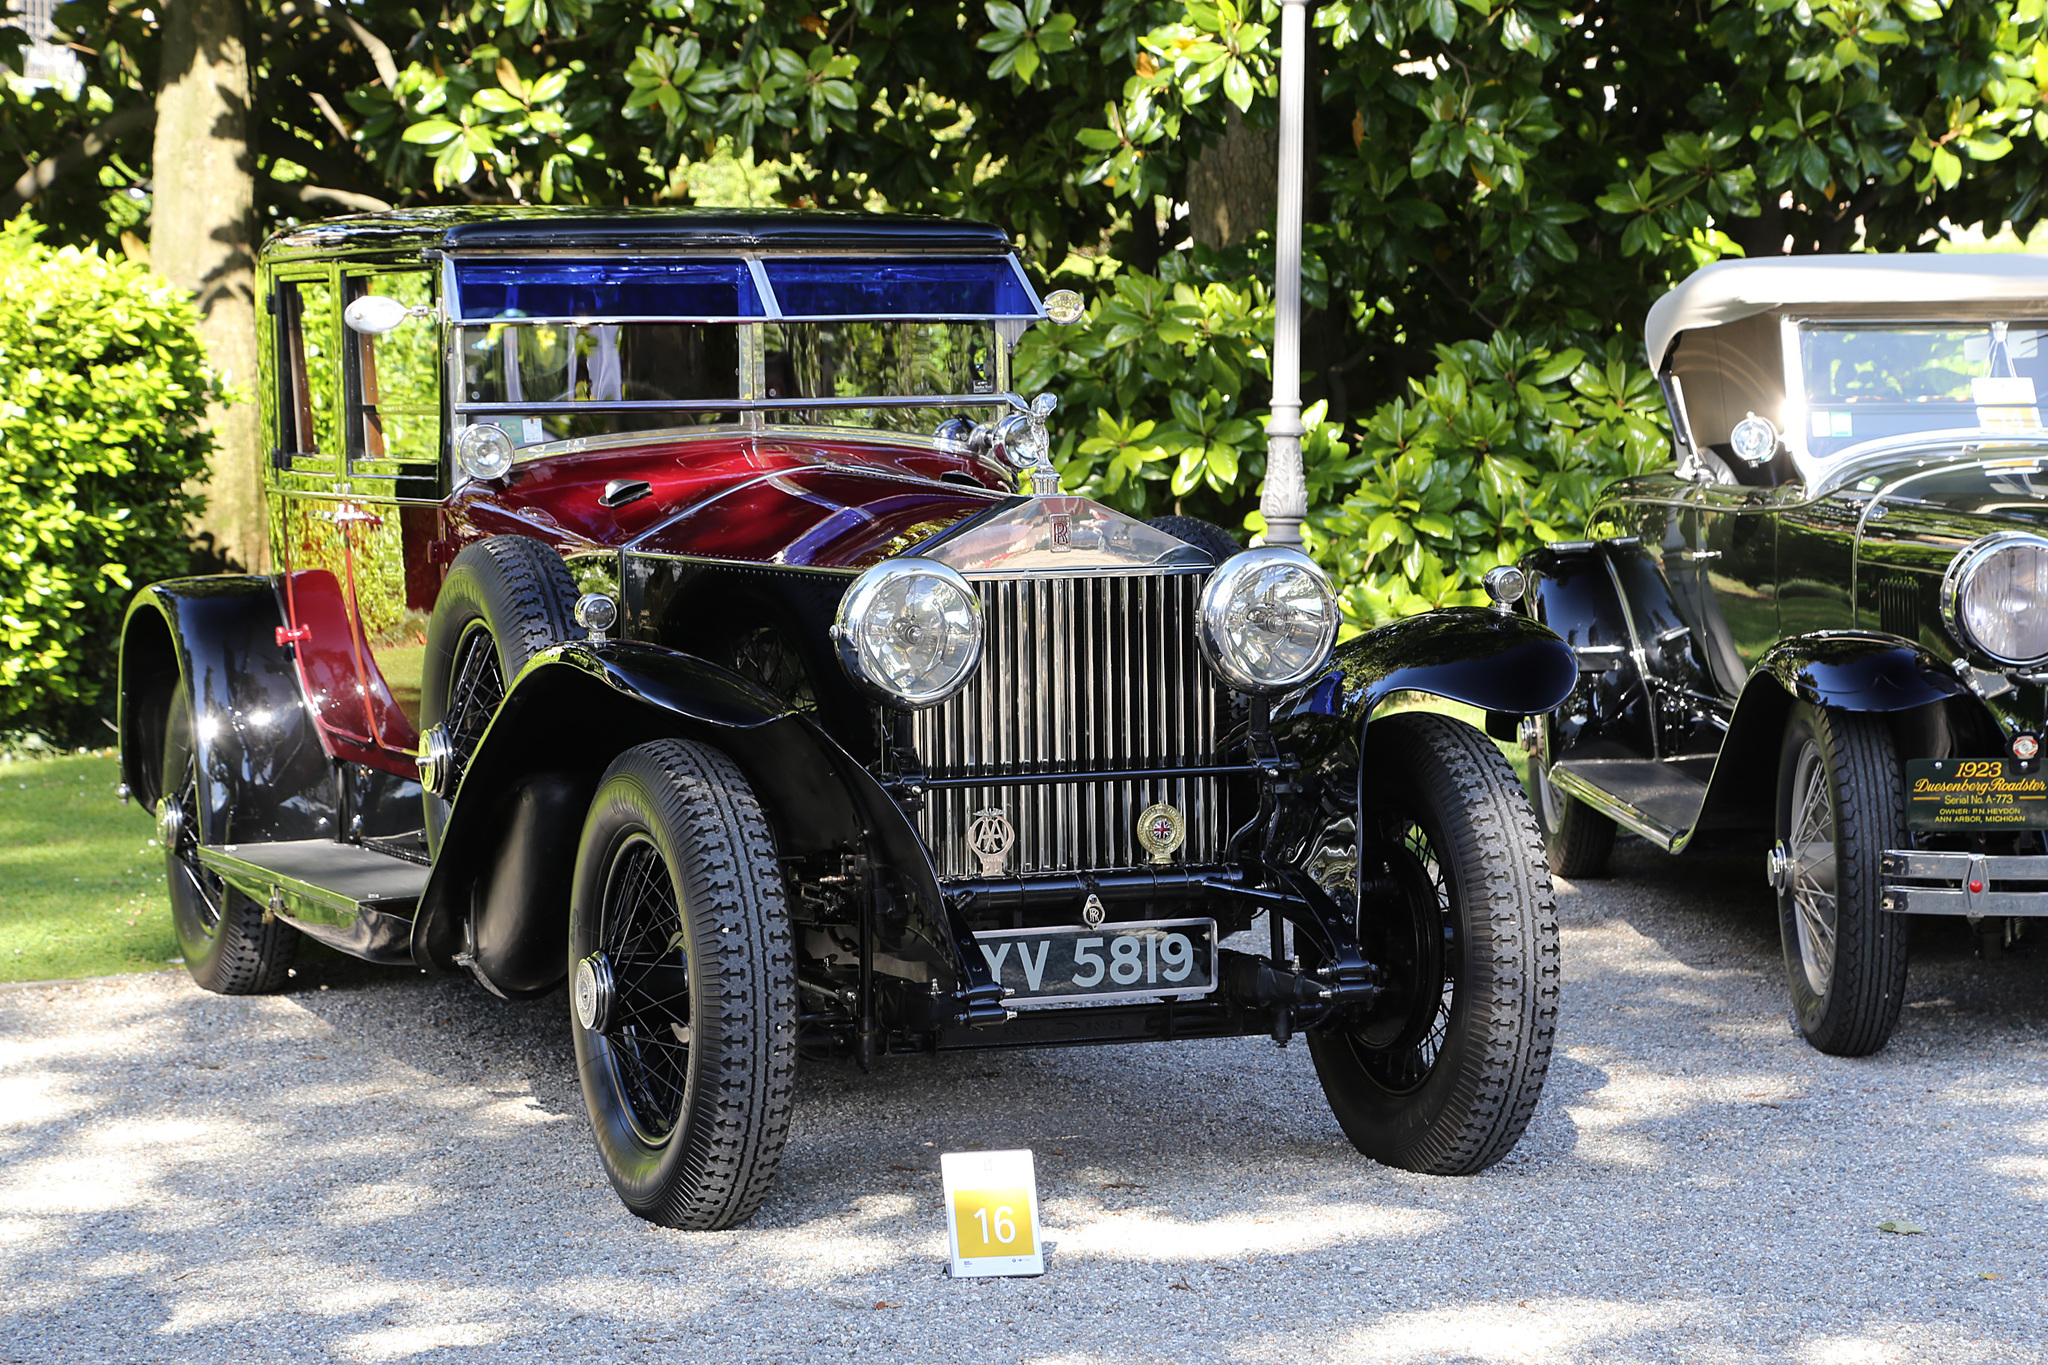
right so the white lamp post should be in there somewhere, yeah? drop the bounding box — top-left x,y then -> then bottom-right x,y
1258,0 -> 1310,548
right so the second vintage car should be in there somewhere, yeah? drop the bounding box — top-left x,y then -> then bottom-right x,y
1525,252 -> 2048,1057
118,207 -> 1576,1228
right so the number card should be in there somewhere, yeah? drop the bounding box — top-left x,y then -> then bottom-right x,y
940,1149 -> 1044,1279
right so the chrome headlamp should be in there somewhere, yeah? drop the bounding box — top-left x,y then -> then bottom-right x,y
1197,547 -> 1339,693
1943,532 -> 2048,667
832,558 -> 984,707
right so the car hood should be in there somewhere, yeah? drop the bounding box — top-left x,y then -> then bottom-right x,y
451,431 -> 1209,572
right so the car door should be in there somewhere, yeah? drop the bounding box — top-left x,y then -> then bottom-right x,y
335,268 -> 448,771
271,267 -> 386,762
1674,482 -> 1782,701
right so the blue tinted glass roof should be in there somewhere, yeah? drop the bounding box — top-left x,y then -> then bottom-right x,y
763,258 -> 1038,318
455,260 -> 762,321
451,255 -> 1041,322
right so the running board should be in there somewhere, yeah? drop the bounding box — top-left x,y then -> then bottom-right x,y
1551,760 -> 1708,852
197,840 -> 428,963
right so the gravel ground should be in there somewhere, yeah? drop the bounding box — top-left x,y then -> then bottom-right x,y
3,837 -> 2046,1364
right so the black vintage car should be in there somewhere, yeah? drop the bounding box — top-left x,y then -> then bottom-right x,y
119,207 -> 1575,1229
1525,253 -> 2048,1057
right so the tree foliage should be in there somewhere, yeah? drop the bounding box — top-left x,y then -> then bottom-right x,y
8,0 -> 2048,634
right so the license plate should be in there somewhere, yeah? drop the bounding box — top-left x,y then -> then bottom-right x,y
1906,758 -> 2048,830
972,918 -> 1218,1007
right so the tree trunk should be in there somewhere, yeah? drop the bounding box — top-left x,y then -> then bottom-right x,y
152,0 -> 265,572
1185,106 -> 1277,251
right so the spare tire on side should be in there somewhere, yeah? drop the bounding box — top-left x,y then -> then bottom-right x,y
420,535 -> 581,848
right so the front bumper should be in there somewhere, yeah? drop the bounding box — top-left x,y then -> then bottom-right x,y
1881,850 -> 2048,917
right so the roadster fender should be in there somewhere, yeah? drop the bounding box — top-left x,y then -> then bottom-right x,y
1691,632 -> 1983,833
414,642 -> 992,1013
117,577 -> 336,844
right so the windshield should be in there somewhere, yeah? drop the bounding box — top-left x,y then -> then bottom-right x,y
448,255 -> 1030,447
1801,321 -> 2048,458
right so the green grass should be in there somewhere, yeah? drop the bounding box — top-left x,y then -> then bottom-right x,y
0,750 -> 178,982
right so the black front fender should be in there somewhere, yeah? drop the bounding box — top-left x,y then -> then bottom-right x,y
414,642 -> 973,1004
1271,607 -> 1576,739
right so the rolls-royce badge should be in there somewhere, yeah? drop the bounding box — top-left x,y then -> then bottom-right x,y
968,807 -> 1015,876
1136,802 -> 1186,865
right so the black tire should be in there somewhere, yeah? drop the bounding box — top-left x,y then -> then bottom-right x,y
569,739 -> 798,1230
420,536 -> 580,842
1307,712 -> 1560,1175
1146,515 -> 1241,564
1527,718 -> 1616,878
161,681 -> 299,994
1773,703 -> 1909,1056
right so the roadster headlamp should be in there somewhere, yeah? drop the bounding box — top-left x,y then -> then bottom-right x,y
1197,547 -> 1339,694
1943,532 -> 2048,667
832,558 -> 984,707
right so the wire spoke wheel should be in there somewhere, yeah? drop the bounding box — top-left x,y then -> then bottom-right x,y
1773,704 -> 1909,1056
1304,713 -> 1558,1176
570,740 -> 796,1230
596,835 -> 693,1145
1350,817 -> 1457,1095
1787,742 -> 1840,997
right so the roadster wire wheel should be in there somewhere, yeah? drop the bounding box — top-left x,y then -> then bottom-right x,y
160,681 -> 298,995
1773,704 -> 1908,1056
570,740 -> 797,1230
1305,713 -> 1559,1175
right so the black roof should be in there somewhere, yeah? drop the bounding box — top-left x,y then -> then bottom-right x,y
263,206 -> 1014,261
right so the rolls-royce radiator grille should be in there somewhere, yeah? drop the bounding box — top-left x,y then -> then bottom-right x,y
910,571 -> 1232,879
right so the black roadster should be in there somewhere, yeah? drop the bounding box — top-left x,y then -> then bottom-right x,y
1525,252 -> 2048,1056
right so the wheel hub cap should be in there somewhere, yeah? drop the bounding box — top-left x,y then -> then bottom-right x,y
574,952 -> 616,1033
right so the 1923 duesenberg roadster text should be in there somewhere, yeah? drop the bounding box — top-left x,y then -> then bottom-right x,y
118,208 -> 1575,1228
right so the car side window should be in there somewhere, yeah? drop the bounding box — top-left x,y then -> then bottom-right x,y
344,272 -> 441,494
277,277 -> 340,458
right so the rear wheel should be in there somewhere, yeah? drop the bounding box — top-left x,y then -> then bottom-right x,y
1525,716 -> 1615,878
1307,713 -> 1559,1174
160,682 -> 298,994
569,740 -> 797,1230
1772,703 -> 1908,1056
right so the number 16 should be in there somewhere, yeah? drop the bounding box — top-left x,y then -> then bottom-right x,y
973,1205 -> 1018,1244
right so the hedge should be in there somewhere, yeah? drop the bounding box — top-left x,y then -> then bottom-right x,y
0,216 -> 217,742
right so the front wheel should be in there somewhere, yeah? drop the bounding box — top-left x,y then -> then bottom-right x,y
569,740 -> 797,1230
1773,703 -> 1908,1056
1307,712 -> 1560,1175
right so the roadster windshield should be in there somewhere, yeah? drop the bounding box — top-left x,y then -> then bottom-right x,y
1801,321 -> 2048,458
